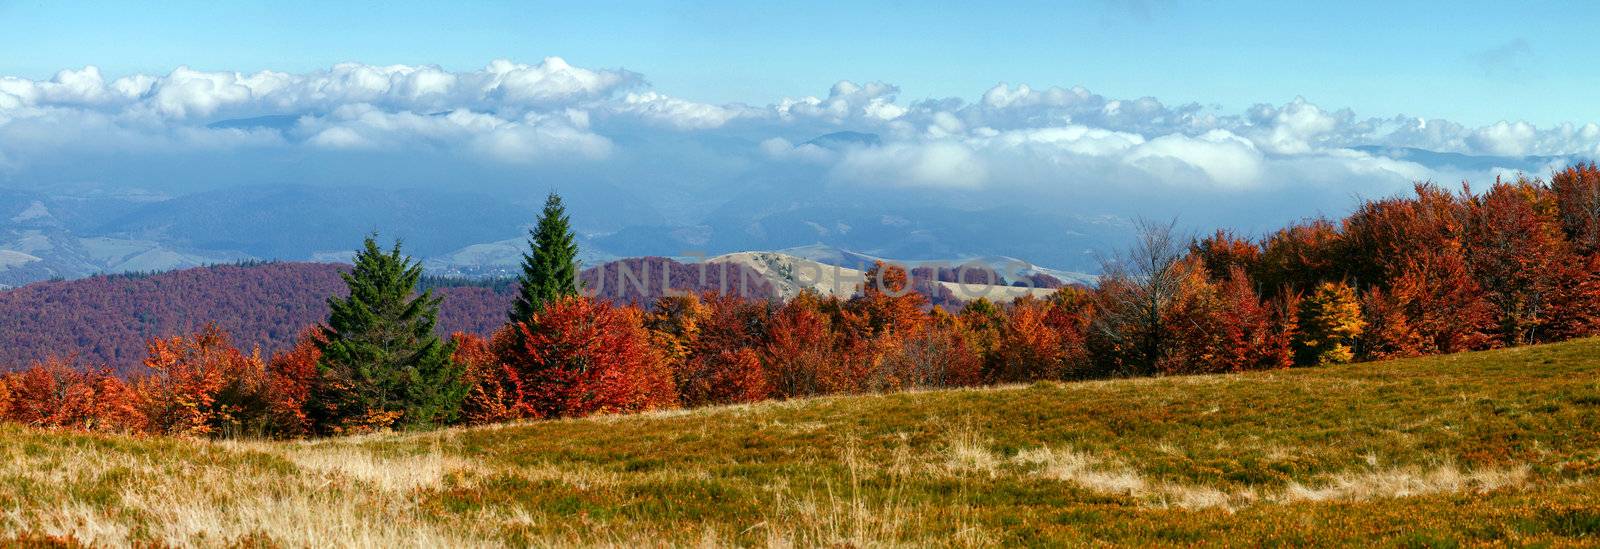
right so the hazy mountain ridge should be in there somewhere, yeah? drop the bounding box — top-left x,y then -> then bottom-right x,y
0,145 -> 1568,287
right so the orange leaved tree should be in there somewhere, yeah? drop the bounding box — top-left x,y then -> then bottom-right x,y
457,331 -> 533,424
495,296 -> 677,418
646,293 -> 772,407
138,324 -> 273,437
262,327 -> 324,437
0,358 -> 144,432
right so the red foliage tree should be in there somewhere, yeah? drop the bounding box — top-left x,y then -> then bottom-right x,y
848,262 -> 930,340
455,331 -> 532,425
681,347 -> 770,405
1542,254 -> 1600,341
1387,251 -> 1496,354
645,293 -> 772,407
138,324 -> 274,437
1165,266 -> 1293,374
1358,287 -> 1425,361
989,296 -> 1076,382
0,358 -> 143,432
1340,183 -> 1469,288
494,296 -> 677,418
870,316 -> 983,390
763,291 -> 854,398
1192,229 -> 1261,283
1255,219 -> 1343,296
261,327 -> 323,437
1464,178 -> 1600,344
1551,163 -> 1600,256
689,293 -> 775,404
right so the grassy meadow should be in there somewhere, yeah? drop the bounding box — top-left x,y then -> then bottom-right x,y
4,339 -> 1600,547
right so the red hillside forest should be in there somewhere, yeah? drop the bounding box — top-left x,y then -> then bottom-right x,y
0,258 -> 776,373
4,165 -> 1600,438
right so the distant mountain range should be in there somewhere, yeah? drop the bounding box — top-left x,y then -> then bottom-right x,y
0,141 -> 1578,288
0,180 -> 1110,287
1347,146 -> 1579,174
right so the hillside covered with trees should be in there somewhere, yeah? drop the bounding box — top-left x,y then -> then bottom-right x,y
4,164 -> 1600,438
0,258 -> 776,373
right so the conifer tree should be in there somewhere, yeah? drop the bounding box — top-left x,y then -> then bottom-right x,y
310,236 -> 466,433
511,192 -> 581,324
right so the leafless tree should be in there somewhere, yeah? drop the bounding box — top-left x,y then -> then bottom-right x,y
1092,218 -> 1190,376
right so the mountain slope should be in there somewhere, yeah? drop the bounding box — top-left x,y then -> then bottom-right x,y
4,339 -> 1598,545
707,250 -> 1061,302
0,263 -> 511,371
0,257 -> 788,371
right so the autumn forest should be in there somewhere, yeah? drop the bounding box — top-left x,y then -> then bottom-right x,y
5,165 -> 1600,439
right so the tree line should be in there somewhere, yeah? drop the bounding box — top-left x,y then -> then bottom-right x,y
4,164 -> 1600,437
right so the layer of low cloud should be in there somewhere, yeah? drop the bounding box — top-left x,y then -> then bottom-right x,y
2,57 -> 1598,228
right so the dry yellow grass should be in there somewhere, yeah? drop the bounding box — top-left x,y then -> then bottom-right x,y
4,338 -> 1600,546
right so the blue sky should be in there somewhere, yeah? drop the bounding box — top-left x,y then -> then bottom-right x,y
2,0 -> 1596,127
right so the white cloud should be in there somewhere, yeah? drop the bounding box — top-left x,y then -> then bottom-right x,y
481,57 -> 640,105
831,141 -> 988,188
468,111 -> 612,163
2,57 -> 1599,214
615,91 -> 749,130
776,80 -> 905,123
1243,98 -> 1345,154
1468,120 -> 1538,156
296,104 -> 611,161
307,126 -> 369,149
149,66 -> 277,118
1126,130 -> 1264,188
981,125 -> 1145,157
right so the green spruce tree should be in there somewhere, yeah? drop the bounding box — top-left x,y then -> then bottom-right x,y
511,192 -> 581,324
310,235 -> 467,433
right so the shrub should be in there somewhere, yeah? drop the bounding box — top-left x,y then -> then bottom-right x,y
679,348 -> 770,406
1,358 -> 144,433
870,319 -> 983,390
1165,267 -> 1291,374
646,293 -> 772,407
991,297 -> 1079,382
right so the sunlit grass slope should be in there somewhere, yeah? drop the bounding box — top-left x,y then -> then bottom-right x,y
5,340 -> 1600,546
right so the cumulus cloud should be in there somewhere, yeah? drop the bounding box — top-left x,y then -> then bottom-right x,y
1,58 -> 642,118
613,91 -> 752,130
1126,130 -> 1264,188
831,141 -> 988,188
776,81 -> 906,124
0,58 -> 663,166
1,56 -> 1598,224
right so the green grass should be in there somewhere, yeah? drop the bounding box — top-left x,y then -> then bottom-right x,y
5,339 -> 1600,546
